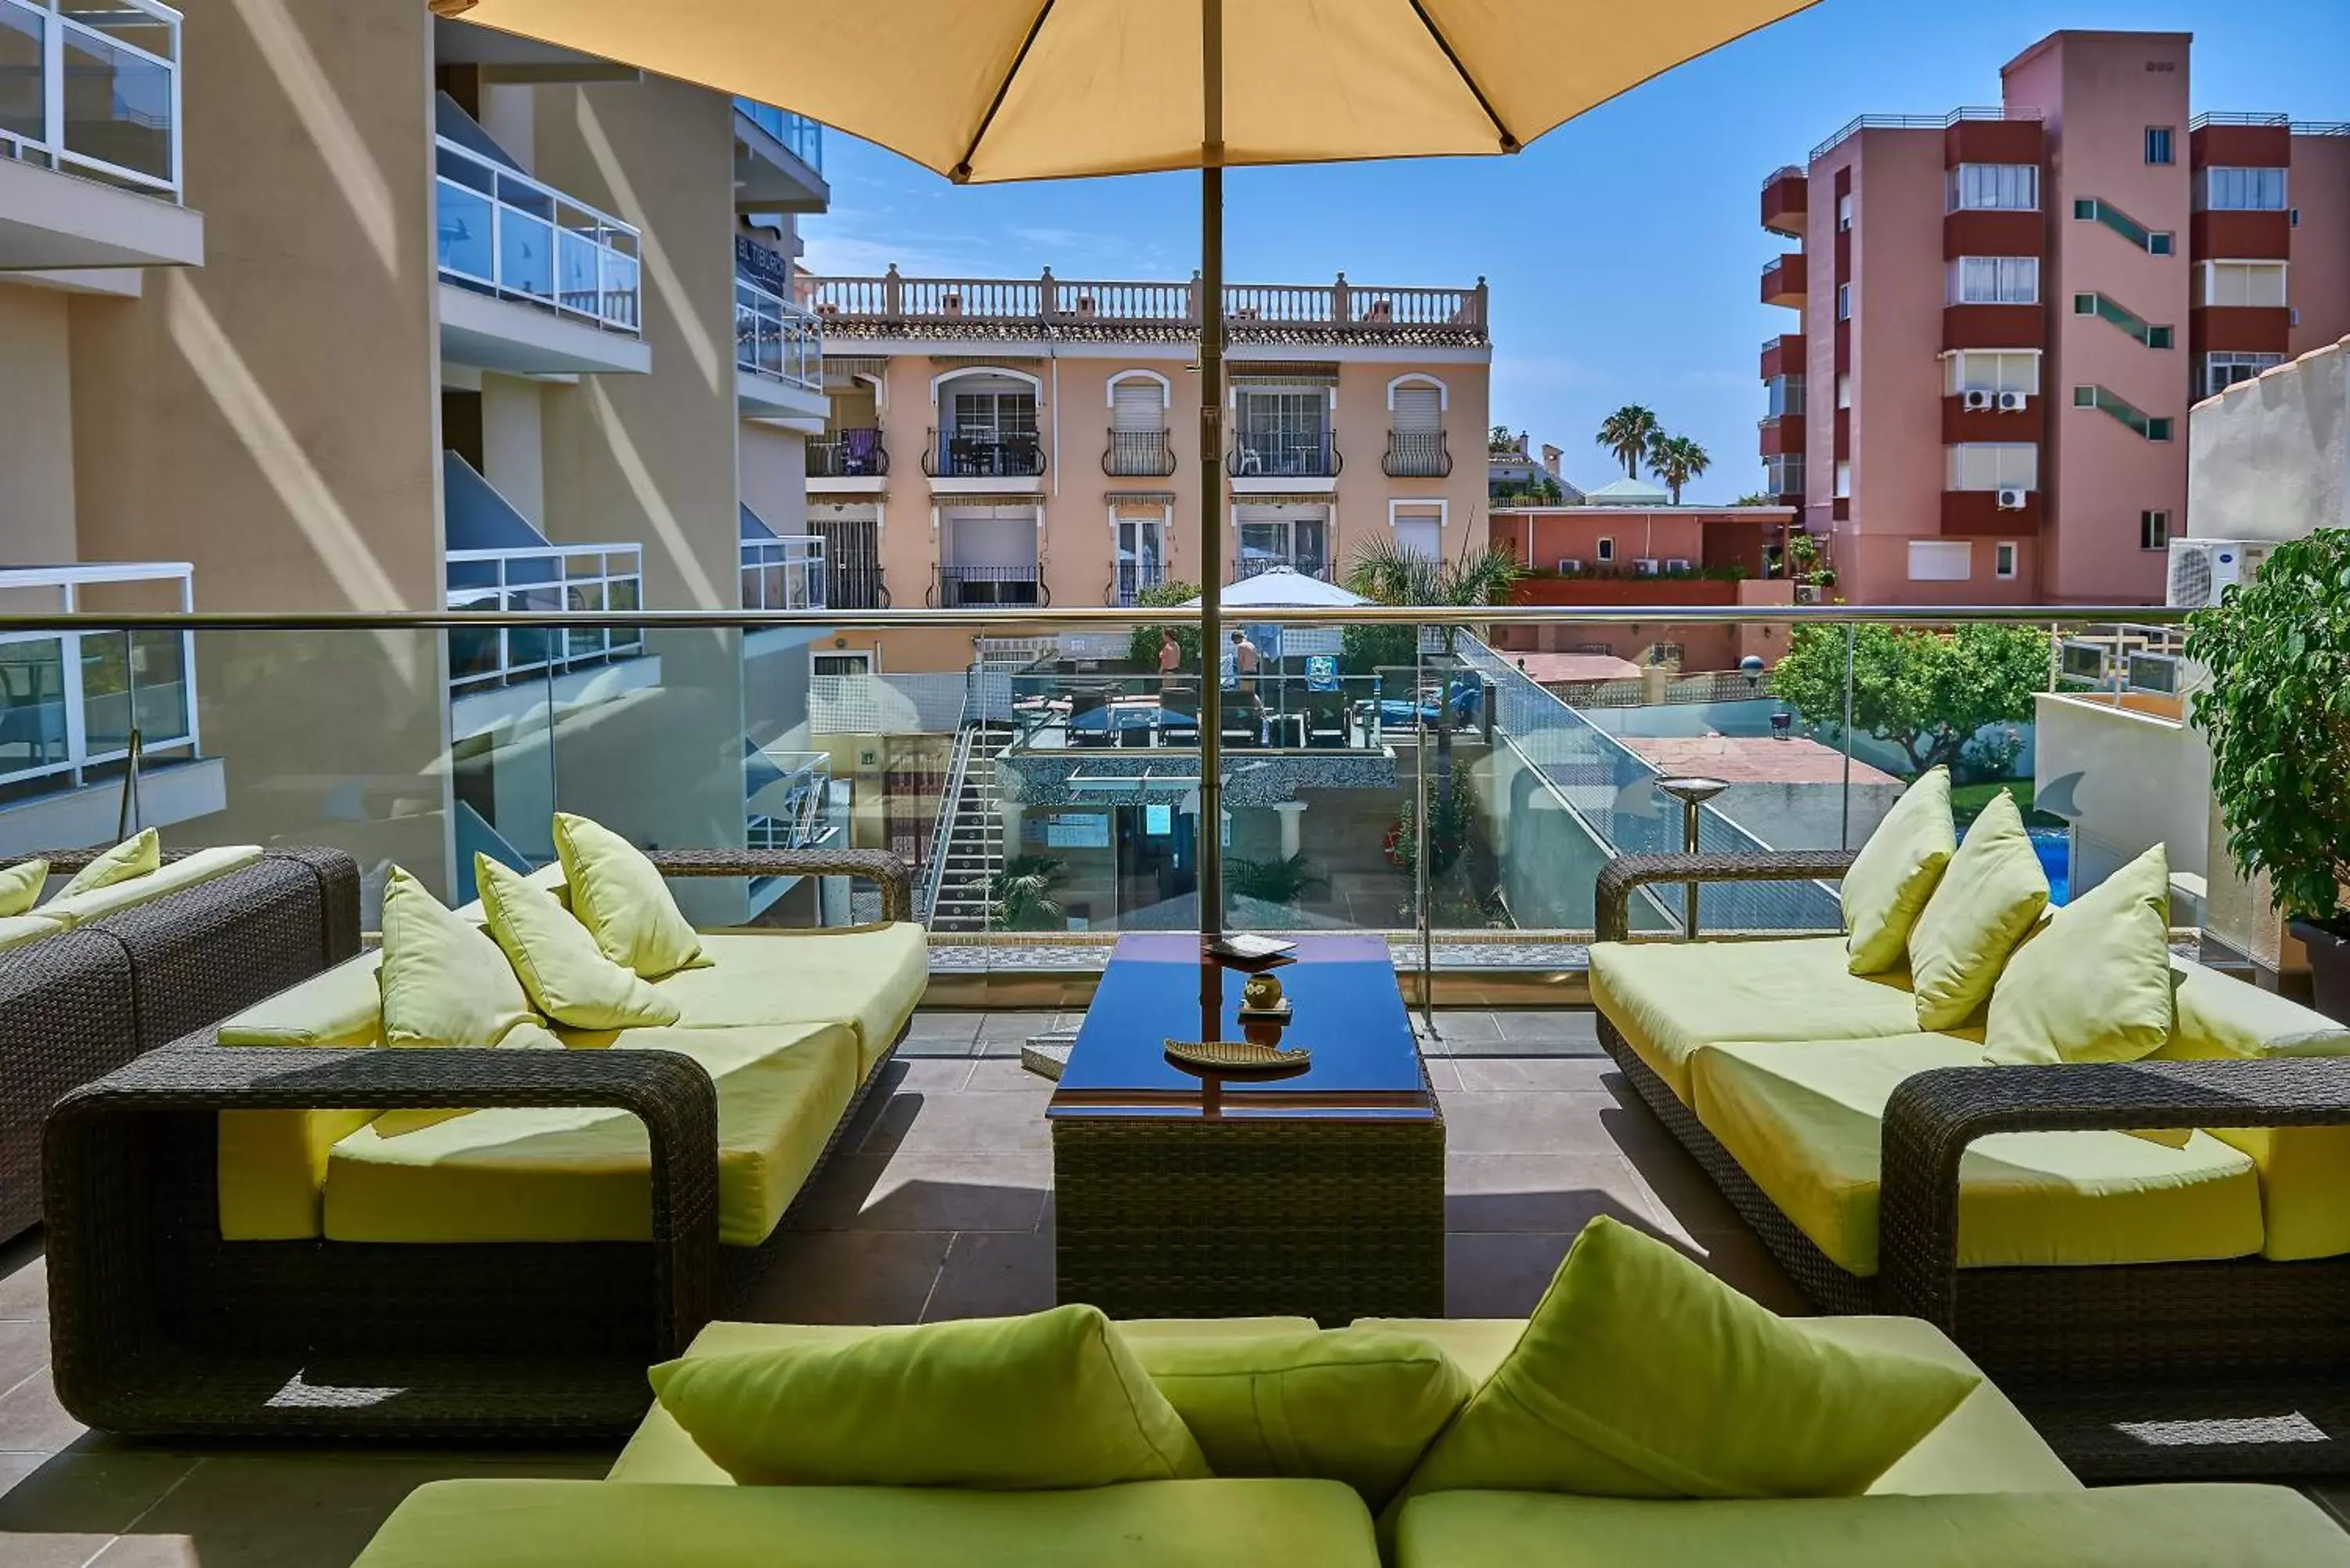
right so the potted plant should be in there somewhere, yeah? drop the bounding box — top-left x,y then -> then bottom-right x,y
2186,528 -> 2350,1021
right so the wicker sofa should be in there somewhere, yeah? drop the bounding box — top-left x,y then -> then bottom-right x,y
45,847 -> 920,1444
1591,850 -> 2350,1482
345,1313 -> 2350,1568
0,844 -> 359,1241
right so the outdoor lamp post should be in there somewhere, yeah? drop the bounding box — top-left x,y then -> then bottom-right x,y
1654,775 -> 1728,939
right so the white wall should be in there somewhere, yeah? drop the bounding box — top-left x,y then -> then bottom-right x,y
2188,336 -> 2350,542
740,423 -> 808,536
481,374 -> 546,529
2034,692 -> 2209,891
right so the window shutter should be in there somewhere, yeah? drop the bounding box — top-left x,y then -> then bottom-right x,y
1112,378 -> 1161,432
1391,386 -> 1442,434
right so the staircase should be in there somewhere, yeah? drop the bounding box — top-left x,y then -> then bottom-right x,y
925,723 -> 1014,933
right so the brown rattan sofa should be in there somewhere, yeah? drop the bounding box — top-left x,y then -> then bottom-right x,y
1593,851 -> 2350,1483
45,847 -> 916,1446
0,844 -> 359,1242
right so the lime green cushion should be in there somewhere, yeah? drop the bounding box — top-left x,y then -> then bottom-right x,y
378,865 -> 541,1048
0,913 -> 63,953
2163,959 -> 2350,1062
1390,1216 -> 1976,1506
218,953 -> 385,1049
0,858 -> 45,917
42,845 -> 265,927
322,1021 -> 858,1245
1842,768 -> 1955,974
653,926 -> 927,1075
1391,1484 -> 2350,1568
649,1305 -> 1209,1489
1587,937 -> 1920,1103
1689,1034 -> 2263,1275
1132,1328 -> 1471,1508
1906,792 -> 2049,1031
552,813 -> 707,979
477,854 -> 680,1031
352,1478 -> 1380,1568
1984,844 -> 2175,1066
56,827 -> 157,899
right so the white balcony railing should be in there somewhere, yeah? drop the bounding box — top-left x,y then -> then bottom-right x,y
436,136 -> 642,337
0,0 -> 181,201
446,545 -> 645,695
742,535 -> 826,611
748,748 -> 837,855
732,100 -> 823,174
804,268 -> 1488,338
0,563 -> 197,793
736,274 -> 822,392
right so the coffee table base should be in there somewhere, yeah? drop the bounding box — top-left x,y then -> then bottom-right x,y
1052,1114 -> 1445,1325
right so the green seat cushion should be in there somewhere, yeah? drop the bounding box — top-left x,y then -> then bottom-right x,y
1985,844 -> 2175,1066
554,812 -> 708,979
0,857 -> 45,917
1905,792 -> 2049,1031
54,827 -> 158,899
1355,1316 -> 2078,1498
653,925 -> 927,1075
378,865 -> 542,1048
1587,937 -> 1920,1102
218,952 -> 386,1048
0,913 -> 64,954
1689,1034 -> 2264,1275
40,844 -> 263,927
649,1305 -> 1208,1489
1390,1217 -> 1976,1508
1391,1484 -> 2350,1568
321,1021 -> 859,1245
1841,767 -> 1956,974
352,1478 -> 1380,1568
478,854 -> 681,1031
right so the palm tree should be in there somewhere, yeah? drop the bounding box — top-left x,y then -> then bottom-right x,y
1647,433 -> 1712,504
1596,406 -> 1661,479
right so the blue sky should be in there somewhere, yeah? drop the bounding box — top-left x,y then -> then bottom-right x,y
801,0 -> 2350,504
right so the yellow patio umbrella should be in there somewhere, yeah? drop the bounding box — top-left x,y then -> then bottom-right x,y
442,0 -> 1818,935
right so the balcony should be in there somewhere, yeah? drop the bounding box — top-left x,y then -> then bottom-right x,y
1382,430 -> 1452,478
736,272 -> 826,421
923,427 -> 1047,482
732,99 -> 827,213
741,533 -> 826,612
1760,253 -> 1806,309
1943,207 -> 2044,258
1234,555 -> 1334,583
1229,432 -> 1341,483
1942,392 -> 2045,443
1757,414 -> 1806,458
1112,561 -> 1170,605
825,562 -> 891,610
0,0 -> 201,273
1759,333 -> 1806,382
1103,428 -> 1177,478
1760,164 -> 1807,239
2190,209 -> 2290,261
2190,305 -> 2293,358
1941,487 -> 2043,534
1943,303 -> 2045,352
935,565 -> 1046,609
446,544 -> 648,698
808,428 -> 891,481
2189,113 -> 2292,172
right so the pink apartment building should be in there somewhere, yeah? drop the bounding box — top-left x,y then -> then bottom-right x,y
1760,30 -> 2350,605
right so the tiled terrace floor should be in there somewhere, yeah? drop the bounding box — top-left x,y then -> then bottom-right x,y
2,1009 -> 2345,1563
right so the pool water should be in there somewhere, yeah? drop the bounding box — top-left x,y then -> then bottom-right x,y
2029,828 -> 2070,905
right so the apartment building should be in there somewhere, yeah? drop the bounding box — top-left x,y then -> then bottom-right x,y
1759,29 -> 2350,605
797,269 -> 1493,674
0,0 -> 839,916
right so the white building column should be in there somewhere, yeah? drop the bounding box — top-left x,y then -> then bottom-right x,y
1274,800 -> 1308,861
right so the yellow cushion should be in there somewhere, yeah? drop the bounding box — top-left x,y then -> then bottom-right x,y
322,1021 -> 859,1246
2162,960 -> 2350,1061
55,827 -> 157,899
0,913 -> 63,953
0,857 -> 46,917
552,812 -> 707,979
1690,1034 -> 2264,1275
1842,768 -> 1955,974
1905,792 -> 2049,1031
42,844 -> 266,927
218,1107 -> 381,1241
1984,844 -> 2175,1066
378,865 -> 541,1048
477,855 -> 681,1031
218,953 -> 386,1048
1587,937 -> 1921,1103
654,925 -> 927,1075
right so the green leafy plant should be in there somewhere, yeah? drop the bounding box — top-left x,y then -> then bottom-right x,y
1385,771 -> 1477,877
1645,432 -> 1712,504
1346,531 -> 1520,821
980,854 -> 1070,932
2186,529 -> 2350,930
1227,852 -> 1326,907
1771,623 -> 2048,776
1126,579 -> 1202,670
1596,406 -> 1661,479
1489,424 -> 1517,453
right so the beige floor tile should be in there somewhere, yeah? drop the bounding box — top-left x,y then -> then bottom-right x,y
1452,1056 -> 1618,1092
0,1323 -> 47,1395
1444,1232 -> 1577,1317
792,1154 -> 1050,1234
1435,1090 -> 1623,1155
0,1371 -> 85,1458
0,1450 -> 197,1568
735,1231 -> 952,1325
0,1251 -> 45,1324
861,1089 -> 1050,1157
924,1231 -> 1057,1322
1444,1154 -> 1660,1236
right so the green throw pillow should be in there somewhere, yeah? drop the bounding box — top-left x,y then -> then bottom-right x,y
475,855 -> 682,1031
378,865 -> 543,1049
551,813 -> 708,979
1905,791 -> 2050,1031
1986,844 -> 2175,1066
1133,1328 -> 1472,1508
0,857 -> 46,918
1842,767 -> 1956,974
1388,1217 -> 1976,1509
58,828 -> 158,900
649,1305 -> 1211,1489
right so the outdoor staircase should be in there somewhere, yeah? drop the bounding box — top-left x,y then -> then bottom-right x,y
925,723 -> 1014,933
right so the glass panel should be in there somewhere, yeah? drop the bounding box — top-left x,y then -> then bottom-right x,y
436,178 -> 494,280
500,209 -> 555,301
0,638 -> 70,779
0,5 -> 45,150
60,19 -> 173,183
556,227 -> 600,317
62,2 -> 171,59
604,253 -> 641,331
128,629 -> 188,740
79,630 -> 132,754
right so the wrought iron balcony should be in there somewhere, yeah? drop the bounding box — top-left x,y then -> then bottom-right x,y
1227,433 -> 1341,479
826,562 -> 891,610
935,565 -> 1048,608
1102,428 -> 1177,477
924,427 -> 1047,479
1382,430 -> 1452,478
1112,562 -> 1170,605
809,429 -> 890,478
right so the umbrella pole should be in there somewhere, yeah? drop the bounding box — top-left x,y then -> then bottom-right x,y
1197,0 -> 1225,944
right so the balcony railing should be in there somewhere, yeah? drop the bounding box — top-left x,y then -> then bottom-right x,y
0,563 -> 195,795
1383,430 -> 1452,478
436,136 -> 642,336
804,268 -> 1488,339
924,428 -> 1047,479
1112,562 -> 1170,605
743,536 -> 826,612
1234,555 -> 1334,583
1229,433 -> 1340,479
809,430 -> 889,478
747,750 -> 835,854
732,100 -> 824,173
446,545 -> 645,695
1810,106 -> 2041,163
1103,428 -> 1177,477
935,565 -> 1047,608
0,0 -> 180,201
736,274 -> 822,391
826,562 -> 891,610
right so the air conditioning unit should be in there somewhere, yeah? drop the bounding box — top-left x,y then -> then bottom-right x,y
2166,538 -> 2274,609
2059,641 -> 2110,684
1633,558 -> 1661,576
2126,651 -> 2182,697
1664,558 -> 1694,573
1994,488 -> 2028,511
1997,391 -> 2028,412
1962,390 -> 1994,411
1555,558 -> 1583,574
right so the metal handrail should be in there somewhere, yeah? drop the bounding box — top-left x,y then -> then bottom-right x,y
1227,433 -> 1342,479
916,717 -> 978,925
808,431 -> 890,477
2189,111 -> 2290,131
741,536 -> 826,611
1811,106 -> 2042,164
1102,429 -> 1177,477
445,544 -> 645,692
436,135 -> 642,336
0,0 -> 182,201
804,268 -> 1488,337
924,428 -> 1047,479
1382,430 -> 1452,478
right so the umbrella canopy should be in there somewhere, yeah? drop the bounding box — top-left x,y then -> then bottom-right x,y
1180,568 -> 1368,612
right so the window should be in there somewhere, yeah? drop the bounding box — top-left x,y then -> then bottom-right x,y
1234,388 -> 1333,476
812,650 -> 876,678
2147,417 -> 2174,443
2145,126 -> 2175,165
1949,255 -> 2039,305
2202,352 -> 2284,398
2148,231 -> 2175,256
2146,324 -> 2175,350
1994,542 -> 2019,579
1595,536 -> 1616,563
1235,505 -> 1329,576
1835,372 -> 1852,410
1109,372 -> 1166,432
1114,508 -> 1170,604
1390,502 -> 1444,562
2202,260 -> 2289,308
2200,166 -> 2287,211
2073,293 -> 2099,316
1836,193 -> 1853,232
1834,460 -> 1851,499
1944,350 -> 2041,396
2073,197 -> 2099,221
1908,540 -> 1972,582
1947,162 -> 2038,211
2140,511 -> 2171,551
1947,443 -> 2038,491
1765,374 -> 1805,419
1762,454 -> 1806,497
2073,385 -> 2097,408
1836,282 -> 1852,320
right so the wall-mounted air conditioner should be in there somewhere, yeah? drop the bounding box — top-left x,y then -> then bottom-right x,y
1633,558 -> 1661,576
1995,488 -> 2028,511
1664,558 -> 1693,572
2166,538 -> 2274,609
1556,558 -> 1583,574
2126,652 -> 2182,696
1997,391 -> 2028,412
1962,390 -> 1994,411
2058,641 -> 2110,684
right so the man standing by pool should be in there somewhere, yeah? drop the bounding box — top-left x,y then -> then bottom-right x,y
1158,629 -> 1182,688
1230,628 -> 1259,695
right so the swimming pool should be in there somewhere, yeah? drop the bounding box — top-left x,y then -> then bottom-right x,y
2029,827 -> 2070,905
